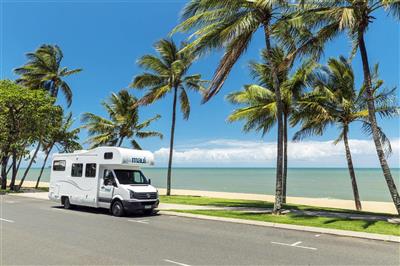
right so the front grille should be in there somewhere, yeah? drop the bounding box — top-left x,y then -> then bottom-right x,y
134,192 -> 157,200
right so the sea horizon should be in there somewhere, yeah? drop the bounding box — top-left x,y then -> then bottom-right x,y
15,167 -> 400,202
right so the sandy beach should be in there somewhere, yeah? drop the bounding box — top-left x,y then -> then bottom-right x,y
157,188 -> 397,214
14,180 -> 397,214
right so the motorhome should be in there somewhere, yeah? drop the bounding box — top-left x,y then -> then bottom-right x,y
48,147 -> 159,216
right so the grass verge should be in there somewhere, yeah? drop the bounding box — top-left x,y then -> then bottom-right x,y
172,209 -> 400,236
159,195 -> 400,236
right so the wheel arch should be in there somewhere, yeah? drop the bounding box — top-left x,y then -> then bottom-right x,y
110,195 -> 124,207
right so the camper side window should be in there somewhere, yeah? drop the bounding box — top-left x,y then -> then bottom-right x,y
71,163 -> 83,177
53,160 -> 66,171
85,163 -> 96,178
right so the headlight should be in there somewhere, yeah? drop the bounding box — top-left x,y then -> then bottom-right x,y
130,190 -> 135,199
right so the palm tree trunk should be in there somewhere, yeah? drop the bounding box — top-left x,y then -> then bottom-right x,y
18,144 -> 41,189
9,150 -> 17,190
8,107 -> 18,190
282,112 -> 288,204
36,143 -> 54,188
264,24 -> 284,214
7,153 -> 22,182
343,126 -> 362,211
6,161 -> 12,175
1,155 -> 9,190
16,155 -> 23,174
166,86 -> 178,196
358,32 -> 400,214
117,137 -> 125,147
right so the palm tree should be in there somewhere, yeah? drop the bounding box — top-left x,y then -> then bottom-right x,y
295,0 -> 400,214
35,113 -> 82,188
14,45 -> 81,187
227,47 -> 315,203
131,39 -> 206,196
172,0 -> 330,213
81,89 -> 163,149
291,56 -> 398,211
14,44 -> 82,107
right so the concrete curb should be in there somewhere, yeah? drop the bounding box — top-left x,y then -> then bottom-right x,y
159,211 -> 400,243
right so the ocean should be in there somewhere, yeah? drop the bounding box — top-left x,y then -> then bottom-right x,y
17,167 -> 400,202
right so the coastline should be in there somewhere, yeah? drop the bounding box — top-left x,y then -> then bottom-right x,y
17,168 -> 400,202
18,181 -> 397,214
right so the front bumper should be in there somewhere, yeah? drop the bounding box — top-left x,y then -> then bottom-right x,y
122,199 -> 159,212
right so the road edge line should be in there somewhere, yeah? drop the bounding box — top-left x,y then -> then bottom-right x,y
159,210 -> 400,243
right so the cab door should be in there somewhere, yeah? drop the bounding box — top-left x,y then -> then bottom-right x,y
98,169 -> 115,208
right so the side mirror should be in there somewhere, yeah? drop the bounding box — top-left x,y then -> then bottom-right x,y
113,181 -> 118,187
148,179 -> 151,185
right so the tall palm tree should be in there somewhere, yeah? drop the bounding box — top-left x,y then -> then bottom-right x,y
296,0 -> 400,214
131,39 -> 206,196
172,0 -> 330,213
291,56 -> 398,211
227,47 -> 315,203
81,90 -> 163,149
14,44 -> 82,107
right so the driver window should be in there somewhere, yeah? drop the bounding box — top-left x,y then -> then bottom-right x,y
133,171 -> 144,184
103,169 -> 114,186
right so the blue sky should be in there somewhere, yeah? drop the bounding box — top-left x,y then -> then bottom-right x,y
1,0 -> 399,167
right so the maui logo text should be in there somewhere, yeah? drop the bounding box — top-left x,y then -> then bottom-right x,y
132,157 -> 147,164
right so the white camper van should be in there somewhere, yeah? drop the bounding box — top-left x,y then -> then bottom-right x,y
48,147 -> 159,216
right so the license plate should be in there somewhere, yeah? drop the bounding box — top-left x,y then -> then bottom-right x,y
144,205 -> 152,209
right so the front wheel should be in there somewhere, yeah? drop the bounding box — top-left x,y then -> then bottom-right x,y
111,201 -> 125,217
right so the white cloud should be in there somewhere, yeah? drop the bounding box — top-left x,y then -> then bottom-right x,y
19,138 -> 400,168
154,138 -> 400,167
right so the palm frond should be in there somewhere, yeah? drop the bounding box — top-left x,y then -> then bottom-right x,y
204,30 -> 255,102
179,88 -> 191,120
136,114 -> 161,130
130,139 -> 142,150
136,131 -> 163,139
361,120 -> 393,156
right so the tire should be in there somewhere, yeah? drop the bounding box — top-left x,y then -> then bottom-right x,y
143,209 -> 154,215
111,201 -> 125,217
63,197 -> 72,209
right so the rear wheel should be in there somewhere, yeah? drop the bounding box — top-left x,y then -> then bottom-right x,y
111,201 -> 125,217
63,197 -> 72,209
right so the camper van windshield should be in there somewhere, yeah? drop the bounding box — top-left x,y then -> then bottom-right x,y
113,170 -> 148,185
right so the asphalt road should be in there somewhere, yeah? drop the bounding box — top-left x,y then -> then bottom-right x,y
1,195 -> 399,265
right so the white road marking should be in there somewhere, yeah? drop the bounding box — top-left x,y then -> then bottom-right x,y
5,200 -> 17,204
164,259 -> 191,266
128,219 -> 149,224
291,241 -> 302,246
0,218 -> 14,223
315,234 -> 321,237
271,241 -> 317,250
